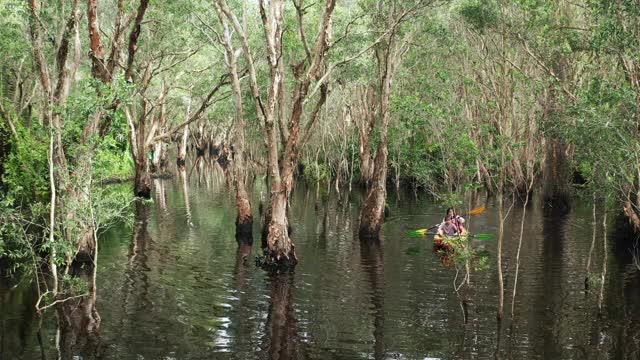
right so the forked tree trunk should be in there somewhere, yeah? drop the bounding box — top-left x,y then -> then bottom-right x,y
218,0 -> 334,268
29,0 -> 100,268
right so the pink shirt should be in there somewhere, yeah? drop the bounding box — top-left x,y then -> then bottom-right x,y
438,222 -> 459,236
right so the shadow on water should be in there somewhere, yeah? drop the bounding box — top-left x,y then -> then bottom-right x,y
360,239 -> 385,360
261,272 -> 298,360
606,215 -> 640,359
51,282 -> 101,360
217,241 -> 259,358
116,200 -> 153,355
536,209 -> 567,359
0,276 -> 39,358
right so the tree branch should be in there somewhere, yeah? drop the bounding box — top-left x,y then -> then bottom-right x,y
298,83 -> 328,148
294,0 -> 313,64
152,74 -> 232,143
0,100 -> 18,137
306,5 -> 414,102
125,0 -> 150,82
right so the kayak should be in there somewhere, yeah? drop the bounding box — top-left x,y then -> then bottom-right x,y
433,231 -> 469,252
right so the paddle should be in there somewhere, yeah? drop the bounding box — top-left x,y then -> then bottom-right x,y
422,232 -> 494,240
408,205 -> 486,236
407,224 -> 439,236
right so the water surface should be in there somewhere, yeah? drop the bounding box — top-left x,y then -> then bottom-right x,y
2,166 -> 640,359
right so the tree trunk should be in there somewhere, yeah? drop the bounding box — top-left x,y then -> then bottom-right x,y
132,106 -> 151,198
355,87 -> 376,184
214,5 -> 253,243
624,197 -> 640,233
543,137 -> 570,214
219,0 -> 335,268
359,39 -> 395,240
359,141 -> 389,239
134,151 -> 151,198
235,183 -> 253,242
177,125 -> 189,167
151,141 -> 167,174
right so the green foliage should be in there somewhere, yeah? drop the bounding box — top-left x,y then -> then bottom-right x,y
93,135 -> 134,181
302,159 -> 331,182
0,0 -> 30,64
455,0 -> 499,32
2,123 -> 49,204
440,193 -> 463,209
585,271 -> 602,289
566,72 -> 638,199
438,234 -> 491,272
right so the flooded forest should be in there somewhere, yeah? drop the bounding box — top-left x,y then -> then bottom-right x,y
1,0 -> 640,359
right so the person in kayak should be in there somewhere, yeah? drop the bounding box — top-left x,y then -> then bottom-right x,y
443,207 -> 466,234
438,215 -> 460,237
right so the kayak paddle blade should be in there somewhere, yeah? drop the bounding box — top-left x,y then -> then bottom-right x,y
469,205 -> 486,215
471,233 -> 494,240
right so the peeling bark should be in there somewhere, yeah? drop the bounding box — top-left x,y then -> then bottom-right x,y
358,9 -> 401,240
624,199 -> 640,233
220,0 -> 336,268
354,86 -> 377,184
125,0 -> 151,83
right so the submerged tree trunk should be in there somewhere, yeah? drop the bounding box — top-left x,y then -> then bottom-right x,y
359,139 -> 389,239
543,137 -> 571,214
598,209 -> 608,313
151,141 -> 168,174
177,125 -> 189,168
134,154 -> 151,198
177,96 -> 191,168
359,15 -> 400,240
511,178 -> 533,319
131,103 -> 151,198
55,269 -> 100,359
214,4 -> 253,243
497,195 -> 505,320
218,0 -> 341,268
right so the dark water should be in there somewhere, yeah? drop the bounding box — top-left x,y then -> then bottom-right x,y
2,166 -> 640,359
